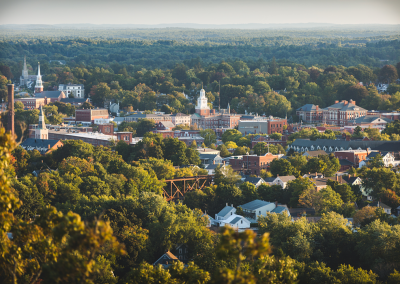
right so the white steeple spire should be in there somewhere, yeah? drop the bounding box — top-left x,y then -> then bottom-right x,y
34,62 -> 43,93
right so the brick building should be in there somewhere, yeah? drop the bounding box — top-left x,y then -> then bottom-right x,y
297,100 -> 367,126
296,104 -> 323,124
322,100 -> 367,126
15,97 -> 48,110
191,113 -> 241,130
334,150 -> 369,168
75,108 -> 109,124
238,117 -> 287,135
34,91 -> 66,103
229,153 -> 281,175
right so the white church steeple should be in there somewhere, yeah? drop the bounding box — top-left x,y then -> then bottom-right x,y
35,106 -> 48,139
195,88 -> 210,116
34,62 -> 43,93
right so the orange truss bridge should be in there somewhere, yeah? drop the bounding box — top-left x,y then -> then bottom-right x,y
163,175 -> 213,201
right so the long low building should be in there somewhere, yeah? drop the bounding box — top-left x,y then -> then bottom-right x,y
289,138 -> 400,154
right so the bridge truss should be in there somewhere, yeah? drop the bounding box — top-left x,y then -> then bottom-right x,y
163,175 -> 213,202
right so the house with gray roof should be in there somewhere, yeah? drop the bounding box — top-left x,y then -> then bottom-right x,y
370,201 -> 392,215
215,204 -> 236,221
239,199 -> 290,221
218,214 -> 251,229
199,153 -> 223,166
272,176 -> 296,189
241,176 -> 265,187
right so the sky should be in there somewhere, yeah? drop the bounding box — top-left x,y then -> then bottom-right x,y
1,0 -> 400,26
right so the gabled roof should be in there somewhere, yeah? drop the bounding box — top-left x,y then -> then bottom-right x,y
243,176 -> 265,185
271,205 -> 288,214
367,151 -> 389,159
354,116 -> 391,124
240,200 -> 272,210
264,177 -> 277,183
205,164 -> 222,170
277,176 -> 296,182
217,206 -> 235,217
160,121 -> 175,128
229,217 -> 242,224
370,201 -> 391,209
60,98 -> 88,103
303,150 -> 327,157
342,176 -> 361,184
199,154 -> 220,160
34,91 -> 64,98
21,138 -> 62,154
326,101 -> 366,112
297,104 -> 319,112
339,159 -> 354,166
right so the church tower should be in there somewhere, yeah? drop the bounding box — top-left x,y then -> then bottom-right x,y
34,62 -> 43,93
35,106 -> 48,139
20,56 -> 29,86
195,88 -> 210,116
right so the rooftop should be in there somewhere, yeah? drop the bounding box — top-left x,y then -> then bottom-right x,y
240,200 -> 272,210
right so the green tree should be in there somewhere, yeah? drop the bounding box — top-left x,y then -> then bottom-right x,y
199,129 -> 217,146
217,144 -> 231,157
270,158 -> 299,177
221,129 -> 242,143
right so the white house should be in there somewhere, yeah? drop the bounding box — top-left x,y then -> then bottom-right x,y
359,151 -> 399,168
199,153 -> 223,166
370,201 -> 392,215
205,163 -> 226,175
272,176 -> 296,189
215,204 -> 236,221
219,214 -> 251,229
214,204 -> 250,229
239,200 -> 290,222
241,176 -> 266,187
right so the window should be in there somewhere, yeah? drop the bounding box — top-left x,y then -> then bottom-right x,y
179,249 -> 182,254
241,220 -> 243,224
259,211 -> 261,214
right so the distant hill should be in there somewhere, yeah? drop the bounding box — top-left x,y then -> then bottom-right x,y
1,23 -> 400,30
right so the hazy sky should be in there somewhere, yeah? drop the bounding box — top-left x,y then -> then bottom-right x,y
1,0 -> 400,25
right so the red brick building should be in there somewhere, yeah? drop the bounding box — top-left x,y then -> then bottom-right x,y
334,150 -> 369,168
296,104 -> 323,124
76,108 -> 109,123
229,153 -> 281,175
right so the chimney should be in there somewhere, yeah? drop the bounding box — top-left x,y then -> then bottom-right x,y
275,201 -> 278,207
315,172 -> 317,177
226,203 -> 228,206
335,100 -> 339,104
231,204 -> 233,207
277,174 -> 279,177
340,175 -> 342,183
48,144 -> 50,149
7,84 -> 14,136
213,160 -> 215,164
